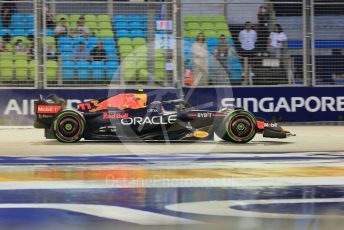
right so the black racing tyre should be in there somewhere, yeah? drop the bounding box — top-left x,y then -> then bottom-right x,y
52,110 -> 85,143
216,110 -> 257,143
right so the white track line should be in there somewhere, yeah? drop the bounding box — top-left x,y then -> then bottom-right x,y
0,203 -> 200,225
0,177 -> 343,190
166,198 -> 344,219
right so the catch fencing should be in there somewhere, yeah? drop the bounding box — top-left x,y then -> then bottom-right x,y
0,0 -> 342,88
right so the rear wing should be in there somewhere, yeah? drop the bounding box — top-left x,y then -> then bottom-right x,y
34,94 -> 66,128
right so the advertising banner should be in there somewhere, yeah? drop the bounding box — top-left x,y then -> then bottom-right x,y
183,87 -> 344,122
0,89 -> 179,125
0,87 -> 343,125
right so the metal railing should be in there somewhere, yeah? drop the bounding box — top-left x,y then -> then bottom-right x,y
180,1 -> 305,86
43,0 -> 175,88
0,0 -> 36,88
0,0 -> 343,88
313,1 -> 344,86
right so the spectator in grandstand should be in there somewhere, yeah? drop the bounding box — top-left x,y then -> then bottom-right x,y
27,35 -> 35,59
54,18 -> 69,38
257,5 -> 270,55
45,5 -> 56,29
14,39 -> 26,52
239,21 -> 257,79
73,16 -> 90,37
0,34 -> 11,52
191,33 -> 208,86
73,42 -> 89,62
90,41 -> 106,62
1,0 -> 17,28
328,49 -> 344,84
239,21 -> 257,57
46,45 -> 58,60
214,34 -> 235,73
268,24 -> 288,58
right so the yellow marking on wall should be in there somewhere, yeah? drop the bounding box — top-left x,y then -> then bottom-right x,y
0,167 -> 344,182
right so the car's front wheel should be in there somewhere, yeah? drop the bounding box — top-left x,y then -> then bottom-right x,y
216,110 -> 256,143
52,110 -> 85,143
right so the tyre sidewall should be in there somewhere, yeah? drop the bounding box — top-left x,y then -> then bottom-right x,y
53,110 -> 85,143
216,110 -> 257,143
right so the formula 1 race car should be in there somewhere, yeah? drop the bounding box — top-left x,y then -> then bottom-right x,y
34,91 -> 293,143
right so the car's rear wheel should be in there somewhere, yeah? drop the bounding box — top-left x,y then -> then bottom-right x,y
216,110 -> 256,143
53,110 -> 85,143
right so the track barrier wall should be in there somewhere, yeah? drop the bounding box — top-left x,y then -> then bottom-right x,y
0,87 -> 343,125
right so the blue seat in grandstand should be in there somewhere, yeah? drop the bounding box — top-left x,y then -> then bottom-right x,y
334,79 -> 344,85
25,14 -> 34,23
58,36 -> 72,45
227,38 -> 235,47
315,40 -> 344,49
91,61 -> 104,80
11,29 -> 27,36
155,30 -> 167,35
130,29 -> 145,38
288,41 -> 302,49
62,61 -> 75,80
0,29 -> 10,36
113,15 -> 127,22
115,21 -> 128,29
26,29 -> 34,36
11,14 -> 24,29
87,37 -> 99,50
103,37 -> 115,46
11,22 -> 22,29
11,14 -> 23,22
104,45 -> 116,53
127,15 -> 140,22
73,37 -> 87,47
45,29 -> 54,36
76,60 -> 89,80
142,21 -> 147,29
105,61 -> 119,80
183,39 -> 193,49
184,46 -> 192,69
103,38 -> 116,53
61,52 -> 73,62
207,38 -> 219,46
60,43 -> 73,53
137,16 -> 148,22
116,29 -> 130,38
230,57 -> 242,84
129,22 -> 142,30
106,52 -> 118,61
208,45 -> 216,53
24,21 -> 34,30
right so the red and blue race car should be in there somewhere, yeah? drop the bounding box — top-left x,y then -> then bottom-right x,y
34,91 -> 293,143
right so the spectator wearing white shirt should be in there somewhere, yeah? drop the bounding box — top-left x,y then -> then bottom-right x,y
268,24 -> 288,58
238,21 -> 257,57
239,22 -> 257,81
54,18 -> 69,38
191,33 -> 209,86
73,16 -> 90,38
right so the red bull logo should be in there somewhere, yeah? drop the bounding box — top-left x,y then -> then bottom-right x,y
90,93 -> 147,112
103,112 -> 129,120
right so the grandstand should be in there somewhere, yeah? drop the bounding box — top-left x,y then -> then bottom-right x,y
270,0 -> 344,85
183,15 -> 242,85
0,1 -> 171,87
0,0 -> 343,87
